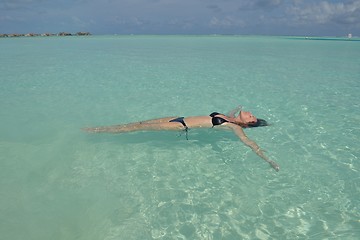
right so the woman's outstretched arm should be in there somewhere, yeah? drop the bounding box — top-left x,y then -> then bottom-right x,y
227,105 -> 242,117
226,123 -> 280,171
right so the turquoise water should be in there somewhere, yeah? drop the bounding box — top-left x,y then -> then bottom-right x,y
1,35 -> 359,239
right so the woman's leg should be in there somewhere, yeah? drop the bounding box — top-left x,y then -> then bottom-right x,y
83,116 -> 183,133
134,116 -> 179,124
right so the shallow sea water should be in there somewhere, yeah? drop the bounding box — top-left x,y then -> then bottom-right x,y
1,35 -> 359,239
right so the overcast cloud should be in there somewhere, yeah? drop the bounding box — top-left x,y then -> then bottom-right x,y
0,0 -> 359,36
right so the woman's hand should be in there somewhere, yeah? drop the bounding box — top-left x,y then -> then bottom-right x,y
227,105 -> 242,117
268,160 -> 280,171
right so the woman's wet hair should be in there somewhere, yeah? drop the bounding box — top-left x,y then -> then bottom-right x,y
247,118 -> 269,128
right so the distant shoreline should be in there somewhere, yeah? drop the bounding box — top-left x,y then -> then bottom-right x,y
1,33 -> 358,41
0,32 -> 91,38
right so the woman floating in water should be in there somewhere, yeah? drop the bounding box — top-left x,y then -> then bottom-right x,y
83,106 -> 280,171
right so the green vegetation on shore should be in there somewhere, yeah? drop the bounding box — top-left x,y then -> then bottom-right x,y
0,32 -> 91,38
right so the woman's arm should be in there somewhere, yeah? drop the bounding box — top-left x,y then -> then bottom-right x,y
227,105 -> 242,117
226,123 -> 280,171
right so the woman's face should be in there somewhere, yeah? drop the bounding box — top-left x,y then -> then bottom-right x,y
239,111 -> 257,124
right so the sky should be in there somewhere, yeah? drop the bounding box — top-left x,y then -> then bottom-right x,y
1,0 -> 359,36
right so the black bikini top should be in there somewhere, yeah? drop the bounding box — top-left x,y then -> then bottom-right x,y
209,112 -> 229,126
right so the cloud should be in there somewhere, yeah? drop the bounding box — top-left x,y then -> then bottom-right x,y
209,16 -> 246,28
0,0 -> 87,11
254,0 -> 282,8
71,16 -> 96,28
238,0 -> 283,11
1,0 -> 359,35
207,4 -> 222,14
287,0 -> 360,26
0,0 -> 55,10
113,16 -> 148,27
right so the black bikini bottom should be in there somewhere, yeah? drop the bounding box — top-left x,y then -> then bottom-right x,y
169,117 -> 189,140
